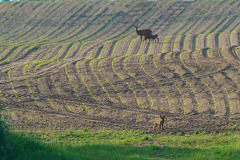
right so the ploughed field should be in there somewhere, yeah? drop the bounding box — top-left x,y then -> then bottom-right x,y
1,0 -> 240,133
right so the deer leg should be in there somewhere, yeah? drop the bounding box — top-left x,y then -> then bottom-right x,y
153,123 -> 157,131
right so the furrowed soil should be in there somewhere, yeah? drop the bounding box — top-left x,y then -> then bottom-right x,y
0,0 -> 240,134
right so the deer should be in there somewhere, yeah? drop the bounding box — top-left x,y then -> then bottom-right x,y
144,34 -> 159,43
133,24 -> 153,41
151,34 -> 159,43
153,114 -> 165,131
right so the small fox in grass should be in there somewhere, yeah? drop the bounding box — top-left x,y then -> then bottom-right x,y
153,114 -> 165,131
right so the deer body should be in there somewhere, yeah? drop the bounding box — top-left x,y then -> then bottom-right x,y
153,114 -> 165,131
133,25 -> 153,41
144,34 -> 159,43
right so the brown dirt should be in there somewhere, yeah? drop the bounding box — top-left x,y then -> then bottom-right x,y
0,0 -> 240,134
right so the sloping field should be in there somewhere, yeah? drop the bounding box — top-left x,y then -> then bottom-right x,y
1,0 -> 240,133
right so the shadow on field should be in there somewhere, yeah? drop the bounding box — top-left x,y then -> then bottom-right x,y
66,144 -> 204,160
7,134 -> 204,160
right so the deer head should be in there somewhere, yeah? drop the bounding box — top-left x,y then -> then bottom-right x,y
133,24 -> 153,41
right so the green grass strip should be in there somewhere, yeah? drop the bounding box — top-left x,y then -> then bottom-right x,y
6,129 -> 240,160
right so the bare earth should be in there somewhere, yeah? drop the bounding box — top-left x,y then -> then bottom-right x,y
0,0 -> 240,134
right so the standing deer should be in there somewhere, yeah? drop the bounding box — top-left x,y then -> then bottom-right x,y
133,24 -> 153,41
153,114 -> 165,131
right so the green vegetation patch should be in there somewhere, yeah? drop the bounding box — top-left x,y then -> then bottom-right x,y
3,128 -> 240,160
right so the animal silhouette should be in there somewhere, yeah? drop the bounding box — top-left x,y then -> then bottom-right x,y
133,24 -> 153,41
144,34 -> 159,43
153,114 -> 165,131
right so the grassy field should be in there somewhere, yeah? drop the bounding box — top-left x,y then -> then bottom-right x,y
1,0 -> 240,159
1,127 -> 240,160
